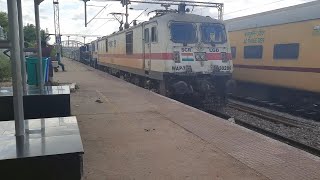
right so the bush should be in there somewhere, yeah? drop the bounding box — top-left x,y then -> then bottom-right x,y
0,53 -> 11,81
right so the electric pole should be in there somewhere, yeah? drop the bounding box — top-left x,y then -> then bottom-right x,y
83,0 -> 90,27
53,0 -> 61,55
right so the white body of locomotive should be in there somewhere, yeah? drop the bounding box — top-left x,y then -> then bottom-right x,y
90,11 -> 233,109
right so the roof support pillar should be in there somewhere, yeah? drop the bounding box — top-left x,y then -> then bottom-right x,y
34,0 -> 44,90
7,0 -> 25,136
17,0 -> 27,94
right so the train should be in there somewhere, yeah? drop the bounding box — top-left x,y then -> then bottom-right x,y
69,4 -> 233,110
70,45 -> 91,65
226,1 -> 320,106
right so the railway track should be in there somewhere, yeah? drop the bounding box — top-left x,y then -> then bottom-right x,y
228,101 -> 314,129
208,102 -> 320,157
230,95 -> 320,121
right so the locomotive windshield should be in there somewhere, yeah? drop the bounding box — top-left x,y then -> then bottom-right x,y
170,22 -> 197,43
201,24 -> 227,44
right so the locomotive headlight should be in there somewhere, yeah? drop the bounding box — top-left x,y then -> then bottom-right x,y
195,52 -> 207,61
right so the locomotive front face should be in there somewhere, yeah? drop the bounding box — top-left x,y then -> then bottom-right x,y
168,21 -> 233,75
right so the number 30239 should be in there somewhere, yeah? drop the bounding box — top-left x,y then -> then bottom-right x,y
212,65 -> 231,71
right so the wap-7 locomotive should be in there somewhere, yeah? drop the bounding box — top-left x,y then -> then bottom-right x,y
85,5 -> 233,110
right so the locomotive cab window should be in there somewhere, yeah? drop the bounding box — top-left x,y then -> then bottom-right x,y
273,43 -> 299,59
201,24 -> 227,44
231,47 -> 236,59
144,28 -> 149,43
126,31 -> 133,55
170,22 -> 197,44
151,26 -> 157,42
244,45 -> 263,59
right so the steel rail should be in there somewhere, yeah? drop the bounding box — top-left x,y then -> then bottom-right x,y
227,101 -> 313,128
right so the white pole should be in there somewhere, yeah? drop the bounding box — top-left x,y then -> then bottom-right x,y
7,0 -> 25,136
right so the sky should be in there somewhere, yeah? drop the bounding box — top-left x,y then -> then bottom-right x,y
0,0 -> 316,44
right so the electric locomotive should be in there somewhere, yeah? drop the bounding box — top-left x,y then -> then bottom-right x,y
89,4 -> 233,110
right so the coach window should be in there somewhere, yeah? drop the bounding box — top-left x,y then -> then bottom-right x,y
126,31 -> 133,54
273,43 -> 299,59
144,28 -> 149,43
151,27 -> 157,42
231,47 -> 236,59
244,45 -> 263,59
105,39 -> 108,52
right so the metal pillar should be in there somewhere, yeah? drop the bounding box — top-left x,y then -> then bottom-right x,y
17,0 -> 27,94
53,0 -> 62,60
7,0 -> 25,136
83,0 -> 90,27
84,1 -> 87,27
124,3 -> 129,29
34,0 -> 44,89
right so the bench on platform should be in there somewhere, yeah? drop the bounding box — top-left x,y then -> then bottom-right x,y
0,116 -> 83,179
0,86 -> 71,121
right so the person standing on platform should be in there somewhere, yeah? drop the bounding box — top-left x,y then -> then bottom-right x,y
56,52 -> 65,71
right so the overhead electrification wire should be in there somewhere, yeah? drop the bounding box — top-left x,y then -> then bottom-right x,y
224,0 -> 287,15
82,3 -> 115,37
86,3 -> 109,26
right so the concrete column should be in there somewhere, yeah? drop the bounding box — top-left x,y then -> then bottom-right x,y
7,0 -> 25,136
34,1 -> 44,90
17,0 -> 27,94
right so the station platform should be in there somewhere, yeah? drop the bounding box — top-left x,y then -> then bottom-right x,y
55,59 -> 320,179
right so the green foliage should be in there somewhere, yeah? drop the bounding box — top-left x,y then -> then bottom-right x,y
23,24 -> 49,47
0,53 -> 11,82
0,12 -> 8,33
0,11 -> 49,47
24,24 -> 37,47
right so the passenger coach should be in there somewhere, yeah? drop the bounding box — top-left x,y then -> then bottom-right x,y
226,1 -> 320,103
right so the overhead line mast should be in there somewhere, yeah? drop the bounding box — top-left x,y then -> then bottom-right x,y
53,0 -> 61,54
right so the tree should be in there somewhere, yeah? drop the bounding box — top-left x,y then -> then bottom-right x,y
23,23 -> 50,48
0,11 -> 49,47
0,12 -> 8,33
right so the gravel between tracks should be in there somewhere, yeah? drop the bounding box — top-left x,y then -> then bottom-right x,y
224,102 -> 320,149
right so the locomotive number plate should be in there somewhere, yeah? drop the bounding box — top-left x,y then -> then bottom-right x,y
212,65 -> 232,71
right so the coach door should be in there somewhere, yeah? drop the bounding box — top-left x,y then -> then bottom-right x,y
144,27 -> 151,71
